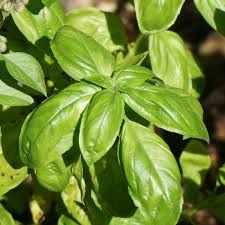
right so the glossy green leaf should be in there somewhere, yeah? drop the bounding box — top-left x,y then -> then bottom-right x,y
180,140 -> 210,203
51,25 -> 115,81
11,1 -> 64,43
120,120 -> 182,224
121,83 -> 209,142
115,51 -> 148,70
65,7 -> 127,52
58,215 -> 79,225
84,75 -> 113,89
113,65 -> 154,89
62,176 -> 91,225
35,156 -> 71,192
4,53 -> 47,96
20,83 -> 100,168
0,80 -> 34,106
194,0 -> 225,35
149,31 -> 204,95
79,90 -> 124,164
109,212 -> 143,225
133,0 -> 185,34
0,204 -> 15,225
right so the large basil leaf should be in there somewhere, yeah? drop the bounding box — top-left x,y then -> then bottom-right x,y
62,176 -> 91,225
133,0 -> 185,34
20,83 -> 100,168
109,212 -> 143,225
11,1 -> 64,43
65,7 -> 127,52
0,80 -> 33,106
35,156 -> 71,192
58,215 -> 79,225
0,127 -> 28,197
149,31 -> 204,95
51,26 -> 115,81
180,140 -> 210,203
79,90 -> 124,164
0,204 -> 15,225
113,65 -> 154,89
121,83 -> 209,142
194,0 -> 225,35
3,53 -> 47,96
120,120 -> 182,225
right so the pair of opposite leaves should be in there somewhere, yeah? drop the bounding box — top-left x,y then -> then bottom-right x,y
19,25 -> 208,225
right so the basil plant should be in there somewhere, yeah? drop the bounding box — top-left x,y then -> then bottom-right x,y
3,0 -> 224,224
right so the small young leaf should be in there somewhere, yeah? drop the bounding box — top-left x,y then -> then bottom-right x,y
115,51 -> 148,70
121,83 -> 209,142
84,74 -> 113,89
194,0 -> 225,35
51,25 -> 115,81
133,0 -> 185,34
0,80 -> 33,106
20,83 -> 100,168
66,7 -> 127,52
80,90 -> 124,164
149,31 -> 204,95
218,163 -> 225,186
113,65 -> 154,89
121,120 -> 183,225
180,140 -> 211,203
4,53 -> 47,96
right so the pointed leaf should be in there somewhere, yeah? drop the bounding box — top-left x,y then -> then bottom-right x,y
133,0 -> 185,33
0,80 -> 33,106
80,90 -> 124,164
194,0 -> 225,35
51,26 -> 115,81
121,120 -> 182,224
4,53 -> 47,96
66,7 -> 127,52
180,140 -> 211,203
121,84 -> 209,142
20,83 -> 100,168
0,204 -> 15,225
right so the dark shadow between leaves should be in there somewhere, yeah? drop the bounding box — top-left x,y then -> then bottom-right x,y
214,9 -> 225,36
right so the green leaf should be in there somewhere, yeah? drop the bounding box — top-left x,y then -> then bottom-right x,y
149,31 -> 204,95
180,140 -> 210,203
51,25 -> 115,81
0,128 -> 28,197
3,53 -> 47,96
133,0 -> 185,34
121,83 -> 209,142
218,163 -> 225,186
65,7 -> 127,52
193,0 -> 225,35
84,75 -> 113,89
0,204 -> 15,225
58,215 -> 80,225
115,51 -> 148,70
79,90 -> 124,164
19,83 -> 100,168
0,80 -> 34,106
11,1 -> 65,43
120,120 -> 182,224
113,65 -> 154,89
35,156 -> 71,192
62,176 -> 91,225
42,0 -> 56,6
